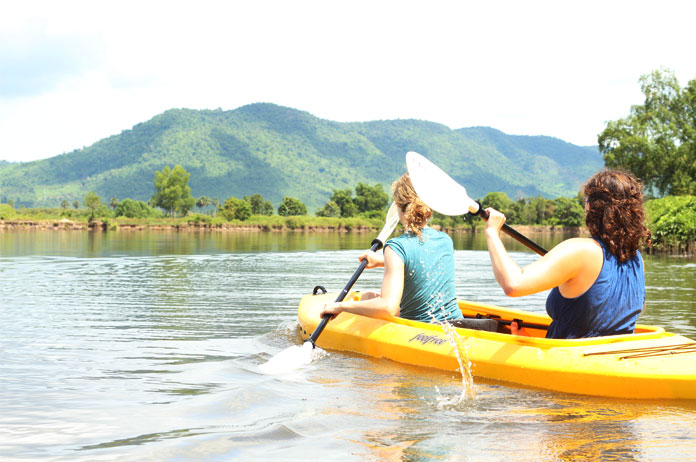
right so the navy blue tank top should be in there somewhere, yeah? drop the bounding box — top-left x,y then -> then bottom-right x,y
545,238 -> 645,339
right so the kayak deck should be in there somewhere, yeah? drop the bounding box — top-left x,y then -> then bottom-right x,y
297,292 -> 696,400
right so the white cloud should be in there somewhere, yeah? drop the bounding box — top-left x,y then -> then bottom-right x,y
1,0 -> 695,161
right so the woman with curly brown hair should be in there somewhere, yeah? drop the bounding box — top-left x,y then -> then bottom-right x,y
484,169 -> 651,339
321,173 -> 465,323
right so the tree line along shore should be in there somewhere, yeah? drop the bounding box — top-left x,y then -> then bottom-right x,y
0,162 -> 592,230
0,174 -> 694,256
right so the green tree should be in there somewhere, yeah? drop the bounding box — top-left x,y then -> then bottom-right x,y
527,196 -> 555,224
73,200 -> 80,209
221,197 -> 252,221
60,199 -> 70,210
354,182 -> 389,214
0,203 -> 16,220
510,198 -> 533,225
329,188 -> 357,217
115,198 -> 155,218
244,193 -> 274,215
84,191 -> 101,221
646,195 -> 696,250
550,197 -> 585,227
316,200 -> 341,217
151,165 -> 196,217
196,196 -> 211,214
599,69 -> 696,196
109,197 -> 119,211
278,196 -> 307,216
481,191 -> 513,211
482,192 -> 517,222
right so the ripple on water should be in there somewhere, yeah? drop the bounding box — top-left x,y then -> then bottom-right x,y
2,243 -> 696,461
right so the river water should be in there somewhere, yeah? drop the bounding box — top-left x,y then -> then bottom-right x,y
1,230 -> 695,461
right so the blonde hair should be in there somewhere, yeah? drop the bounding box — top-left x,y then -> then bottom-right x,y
392,173 -> 432,238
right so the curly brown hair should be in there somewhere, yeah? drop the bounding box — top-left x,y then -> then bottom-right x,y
583,169 -> 651,263
392,173 -> 432,238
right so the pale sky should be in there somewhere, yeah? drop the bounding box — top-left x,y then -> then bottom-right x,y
1,0 -> 695,162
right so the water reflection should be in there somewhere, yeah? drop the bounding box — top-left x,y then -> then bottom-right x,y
2,229 -> 696,461
0,229 -> 380,257
450,228 -> 582,253
643,259 -> 696,337
524,398 -> 643,461
338,360 -> 696,461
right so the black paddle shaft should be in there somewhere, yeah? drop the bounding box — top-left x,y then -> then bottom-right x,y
474,202 -> 548,256
306,238 -> 384,346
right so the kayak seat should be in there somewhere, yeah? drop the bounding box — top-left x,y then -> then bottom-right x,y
449,318 -> 499,332
510,320 -> 531,337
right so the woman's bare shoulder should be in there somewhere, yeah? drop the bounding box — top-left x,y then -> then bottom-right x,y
545,237 -> 602,266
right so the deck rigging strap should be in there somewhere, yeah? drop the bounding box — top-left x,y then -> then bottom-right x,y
583,342 -> 696,359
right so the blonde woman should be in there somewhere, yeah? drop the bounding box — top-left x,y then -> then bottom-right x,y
321,173 -> 464,323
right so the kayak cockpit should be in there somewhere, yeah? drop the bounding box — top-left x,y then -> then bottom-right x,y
455,299 -> 664,338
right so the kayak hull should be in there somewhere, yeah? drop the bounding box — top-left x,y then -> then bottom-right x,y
297,292 -> 696,400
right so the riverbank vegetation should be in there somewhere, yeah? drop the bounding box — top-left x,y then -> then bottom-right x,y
3,188 -> 694,253
2,192 -> 695,255
645,196 -> 696,254
598,69 -> 696,255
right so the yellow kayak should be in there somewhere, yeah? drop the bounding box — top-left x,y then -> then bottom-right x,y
298,291 -> 696,400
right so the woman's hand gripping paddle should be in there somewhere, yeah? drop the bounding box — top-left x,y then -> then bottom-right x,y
305,201 -> 401,346
405,151 -> 547,256
258,202 -> 400,374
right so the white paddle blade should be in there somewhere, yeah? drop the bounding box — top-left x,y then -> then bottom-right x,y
406,151 -> 479,216
258,342 -> 321,374
375,202 -> 400,245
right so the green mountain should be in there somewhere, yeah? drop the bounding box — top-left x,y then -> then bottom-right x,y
0,103 -> 602,211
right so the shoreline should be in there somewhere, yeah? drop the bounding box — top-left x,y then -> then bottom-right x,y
0,220 -> 378,233
0,219 -> 582,234
2,220 -> 692,256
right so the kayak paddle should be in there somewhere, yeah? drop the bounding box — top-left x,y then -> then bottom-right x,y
305,201 -> 401,347
259,202 -> 400,374
405,151 -> 547,256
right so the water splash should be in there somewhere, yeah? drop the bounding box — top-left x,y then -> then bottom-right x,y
434,385 -> 476,410
258,342 -> 326,375
440,319 -> 476,402
424,294 -> 477,406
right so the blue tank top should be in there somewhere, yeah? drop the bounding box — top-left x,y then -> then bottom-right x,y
385,227 -> 463,322
545,238 -> 645,339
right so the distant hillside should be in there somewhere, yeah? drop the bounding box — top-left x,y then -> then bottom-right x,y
0,103 -> 602,211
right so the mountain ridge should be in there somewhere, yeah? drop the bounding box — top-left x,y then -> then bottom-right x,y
0,103 -> 603,210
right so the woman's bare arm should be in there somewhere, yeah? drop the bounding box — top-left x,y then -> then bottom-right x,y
321,247 -> 403,319
484,208 -> 602,297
